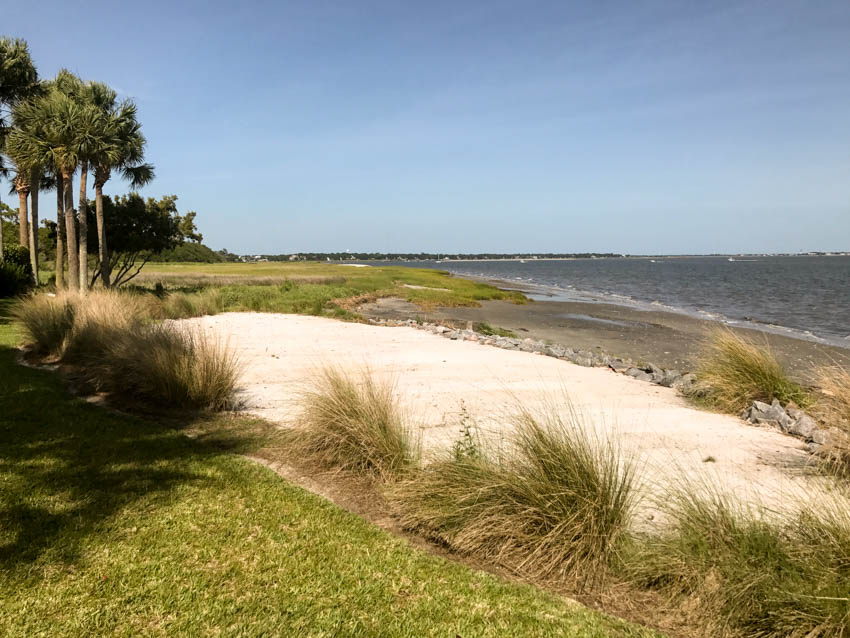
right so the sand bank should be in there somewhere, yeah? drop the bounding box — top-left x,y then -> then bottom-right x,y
183,312 -> 829,523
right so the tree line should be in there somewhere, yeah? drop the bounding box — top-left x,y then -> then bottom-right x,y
0,36 -> 152,290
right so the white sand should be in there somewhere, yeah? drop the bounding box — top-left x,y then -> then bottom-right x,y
183,312 -> 823,520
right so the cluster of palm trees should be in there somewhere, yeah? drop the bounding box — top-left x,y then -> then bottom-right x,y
0,36 -> 153,290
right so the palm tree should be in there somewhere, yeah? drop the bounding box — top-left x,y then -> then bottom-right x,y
0,37 -> 37,262
88,92 -> 154,287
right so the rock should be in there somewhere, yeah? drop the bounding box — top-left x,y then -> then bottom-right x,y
787,414 -> 817,440
545,345 -> 566,358
672,373 -> 697,393
608,358 -> 630,372
812,427 -> 850,449
625,367 -> 653,382
659,370 -> 682,387
446,330 -> 459,340
749,400 -> 786,424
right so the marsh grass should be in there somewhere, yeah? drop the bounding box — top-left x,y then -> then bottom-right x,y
159,288 -> 225,319
291,367 -> 418,478
392,403 -> 638,586
629,481 -> 850,637
694,329 -> 811,412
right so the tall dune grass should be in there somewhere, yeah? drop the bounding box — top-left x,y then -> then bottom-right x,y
12,294 -> 76,355
629,481 -> 850,636
815,365 -> 850,429
695,329 -> 810,412
291,367 -> 418,478
392,404 -> 638,585
14,291 -> 239,411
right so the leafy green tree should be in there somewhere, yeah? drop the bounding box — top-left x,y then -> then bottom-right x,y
85,193 -> 181,287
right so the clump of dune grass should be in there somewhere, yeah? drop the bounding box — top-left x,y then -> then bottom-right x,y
13,294 -> 76,355
629,481 -> 850,637
94,323 -> 239,411
814,365 -> 850,429
60,291 -> 150,364
392,404 -> 638,586
694,329 -> 811,413
292,367 -> 418,478
14,291 -> 239,411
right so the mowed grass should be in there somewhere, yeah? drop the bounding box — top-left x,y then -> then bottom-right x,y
139,261 -> 526,315
0,300 -> 655,637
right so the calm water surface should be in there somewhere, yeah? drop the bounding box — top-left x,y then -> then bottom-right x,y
384,256 -> 850,347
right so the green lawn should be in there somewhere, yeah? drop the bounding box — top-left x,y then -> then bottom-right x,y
0,299 -> 656,637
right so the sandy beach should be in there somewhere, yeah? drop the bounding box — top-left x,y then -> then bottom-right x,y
183,312 -> 828,524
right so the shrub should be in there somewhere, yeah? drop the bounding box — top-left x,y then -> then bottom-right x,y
292,367 -> 417,478
392,404 -> 637,585
629,482 -> 850,636
694,329 -> 810,412
0,246 -> 33,297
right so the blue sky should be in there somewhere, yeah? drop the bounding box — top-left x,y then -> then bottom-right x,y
5,0 -> 850,254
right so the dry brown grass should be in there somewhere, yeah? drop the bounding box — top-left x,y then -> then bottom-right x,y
14,291 -> 240,411
814,365 -> 850,430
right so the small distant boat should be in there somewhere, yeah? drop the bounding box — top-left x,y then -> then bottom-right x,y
728,257 -> 736,262
519,259 -> 526,263
650,259 -> 656,263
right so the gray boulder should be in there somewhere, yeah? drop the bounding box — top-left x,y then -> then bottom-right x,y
625,367 -> 653,382
659,370 -> 682,387
672,373 -> 697,393
787,414 -> 817,440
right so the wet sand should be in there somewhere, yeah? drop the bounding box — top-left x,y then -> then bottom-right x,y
359,292 -> 850,377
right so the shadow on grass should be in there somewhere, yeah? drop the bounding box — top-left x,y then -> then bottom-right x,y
0,340 -> 262,571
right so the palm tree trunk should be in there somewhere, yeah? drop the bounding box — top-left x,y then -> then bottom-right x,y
17,188 -> 29,249
78,162 -> 88,292
29,172 -> 39,285
95,181 -> 109,288
62,168 -> 79,292
55,174 -> 65,289
0,212 -> 4,262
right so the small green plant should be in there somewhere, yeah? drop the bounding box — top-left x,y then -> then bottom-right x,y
694,329 -> 811,412
451,400 -> 480,461
474,322 -> 516,338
